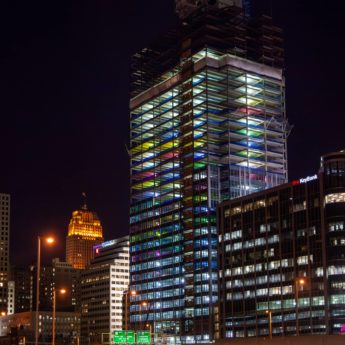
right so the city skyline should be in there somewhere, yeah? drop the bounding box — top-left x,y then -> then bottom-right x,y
1,0 -> 345,266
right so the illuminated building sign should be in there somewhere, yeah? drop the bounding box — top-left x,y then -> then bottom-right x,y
292,174 -> 318,186
94,240 -> 116,252
299,174 -> 318,183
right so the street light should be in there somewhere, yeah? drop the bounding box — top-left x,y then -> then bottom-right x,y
295,278 -> 306,336
124,290 -> 137,332
52,288 -> 66,345
140,302 -> 148,330
145,323 -> 153,345
35,236 -> 55,345
265,310 -> 272,339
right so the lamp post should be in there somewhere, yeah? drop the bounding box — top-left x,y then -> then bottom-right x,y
140,302 -> 148,331
295,278 -> 305,336
145,323 -> 153,345
124,290 -> 137,332
35,236 -> 55,345
265,310 -> 272,339
52,288 -> 66,345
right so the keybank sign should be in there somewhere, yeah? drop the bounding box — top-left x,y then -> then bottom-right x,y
299,174 -> 318,184
292,174 -> 318,186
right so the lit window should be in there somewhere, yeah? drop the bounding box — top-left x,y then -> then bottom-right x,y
325,193 -> 345,204
331,294 -> 345,304
328,265 -> 345,276
329,222 -> 344,232
312,296 -> 325,306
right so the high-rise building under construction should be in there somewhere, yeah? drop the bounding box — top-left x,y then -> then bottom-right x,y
129,1 -> 288,342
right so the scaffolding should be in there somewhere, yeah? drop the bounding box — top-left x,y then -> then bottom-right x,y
131,7 -> 283,97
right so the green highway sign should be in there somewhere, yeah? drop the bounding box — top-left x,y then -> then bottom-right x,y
126,331 -> 135,344
113,331 -> 126,344
113,330 -> 136,344
137,331 -> 151,344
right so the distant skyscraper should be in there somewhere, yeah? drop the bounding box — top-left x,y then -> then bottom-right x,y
129,2 -> 287,343
51,258 -> 81,310
10,259 -> 80,316
36,259 -> 80,312
80,236 -> 129,345
0,311 -> 80,343
66,197 -> 104,269
0,193 -> 10,314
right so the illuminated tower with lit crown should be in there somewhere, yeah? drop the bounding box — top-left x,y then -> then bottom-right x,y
66,195 -> 104,269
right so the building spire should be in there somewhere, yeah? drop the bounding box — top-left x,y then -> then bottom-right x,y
81,192 -> 88,210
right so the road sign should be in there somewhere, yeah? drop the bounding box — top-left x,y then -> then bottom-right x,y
126,330 -> 135,344
137,331 -> 151,344
113,331 -> 126,344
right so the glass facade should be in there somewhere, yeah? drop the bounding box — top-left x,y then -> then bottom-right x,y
130,6 -> 286,343
130,47 -> 287,343
218,151 -> 345,338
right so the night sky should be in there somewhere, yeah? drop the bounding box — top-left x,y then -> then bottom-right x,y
1,0 -> 345,265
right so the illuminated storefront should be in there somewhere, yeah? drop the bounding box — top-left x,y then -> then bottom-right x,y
218,151 -> 345,338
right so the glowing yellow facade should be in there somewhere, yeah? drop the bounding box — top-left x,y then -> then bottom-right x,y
66,208 -> 104,269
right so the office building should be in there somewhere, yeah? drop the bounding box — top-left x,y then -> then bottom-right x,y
0,194 -> 10,315
80,236 -> 129,345
218,150 -> 345,338
8,266 -> 34,314
51,258 -> 80,311
9,260 -> 80,317
37,259 -> 80,312
129,1 -> 287,343
0,311 -> 80,344
66,200 -> 104,269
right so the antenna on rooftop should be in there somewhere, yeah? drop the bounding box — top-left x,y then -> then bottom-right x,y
81,192 -> 88,210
